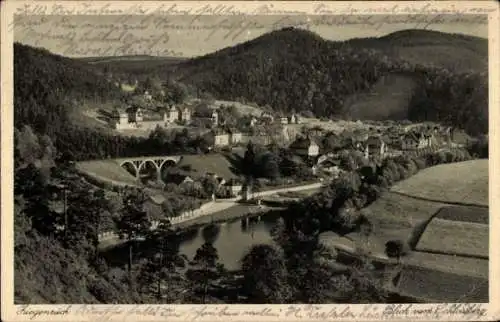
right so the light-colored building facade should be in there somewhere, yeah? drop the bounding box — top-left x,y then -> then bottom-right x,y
166,106 -> 179,123
290,137 -> 320,158
364,135 -> 387,159
181,107 -> 192,123
214,133 -> 230,147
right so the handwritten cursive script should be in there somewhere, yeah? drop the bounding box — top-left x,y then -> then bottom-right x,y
11,2 -> 488,58
14,303 -> 489,321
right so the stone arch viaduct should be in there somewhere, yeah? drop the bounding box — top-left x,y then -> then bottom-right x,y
116,155 -> 183,181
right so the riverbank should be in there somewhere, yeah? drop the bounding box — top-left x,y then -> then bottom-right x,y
99,203 -> 286,251
175,204 -> 286,229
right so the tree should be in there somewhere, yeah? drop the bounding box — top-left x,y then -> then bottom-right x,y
242,141 -> 256,176
14,164 -> 53,236
202,176 -> 219,199
163,80 -> 188,106
259,152 -> 281,180
385,240 -> 408,263
242,141 -> 257,193
241,244 -> 290,303
270,217 -> 288,247
66,188 -> 112,256
139,218 -> 186,301
16,125 -> 42,167
116,192 -> 151,272
186,242 -> 223,303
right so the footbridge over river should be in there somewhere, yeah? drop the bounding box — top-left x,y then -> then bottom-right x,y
115,155 -> 183,181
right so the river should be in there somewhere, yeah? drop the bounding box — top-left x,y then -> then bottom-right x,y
102,209 -> 284,271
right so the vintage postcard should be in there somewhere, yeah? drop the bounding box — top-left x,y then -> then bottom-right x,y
1,0 -> 499,321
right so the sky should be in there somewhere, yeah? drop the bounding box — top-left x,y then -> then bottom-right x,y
14,14 -> 488,58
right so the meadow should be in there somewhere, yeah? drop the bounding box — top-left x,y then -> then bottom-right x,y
75,160 -> 139,186
415,218 -> 488,259
395,265 -> 488,303
343,73 -> 419,120
357,192 -> 446,253
390,159 -> 488,207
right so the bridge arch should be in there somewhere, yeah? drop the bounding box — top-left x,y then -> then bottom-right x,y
137,159 -> 159,180
120,160 -> 140,178
118,156 -> 182,182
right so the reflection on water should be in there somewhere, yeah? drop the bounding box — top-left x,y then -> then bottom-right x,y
101,211 -> 284,271
178,212 -> 281,271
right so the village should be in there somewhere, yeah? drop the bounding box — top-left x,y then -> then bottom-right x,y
90,88 -> 468,206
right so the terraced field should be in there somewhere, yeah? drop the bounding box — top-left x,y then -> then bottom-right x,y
361,192 -> 446,252
433,205 -> 489,224
395,266 -> 488,303
415,218 -> 488,259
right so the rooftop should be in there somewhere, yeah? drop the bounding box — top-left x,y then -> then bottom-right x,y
290,136 -> 319,149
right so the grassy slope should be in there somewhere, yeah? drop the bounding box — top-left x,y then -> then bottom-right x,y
391,159 -> 489,207
177,154 -> 241,180
354,192 -> 446,254
75,160 -> 140,186
395,265 -> 488,303
344,73 -> 419,120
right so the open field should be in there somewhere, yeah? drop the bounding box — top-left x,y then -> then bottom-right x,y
434,205 -> 489,224
178,154 -> 240,180
75,160 -> 139,186
403,251 -> 488,279
391,159 -> 488,207
362,192 -> 446,246
395,265 -> 488,303
415,218 -> 488,259
344,73 -> 419,121
349,190 -> 489,256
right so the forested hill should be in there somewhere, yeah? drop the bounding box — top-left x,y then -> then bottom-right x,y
14,43 -> 146,161
344,29 -> 487,72
168,28 -> 488,135
14,43 -> 123,133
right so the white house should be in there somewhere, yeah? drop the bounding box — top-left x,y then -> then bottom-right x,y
110,109 -> 132,130
290,136 -> 320,158
364,135 -> 387,159
229,130 -> 243,145
180,107 -> 192,123
166,105 -> 179,123
401,132 -> 433,150
211,110 -> 219,126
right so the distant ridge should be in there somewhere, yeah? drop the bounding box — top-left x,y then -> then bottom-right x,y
164,27 -> 487,135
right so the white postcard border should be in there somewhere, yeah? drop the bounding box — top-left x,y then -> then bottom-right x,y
1,1 -> 499,321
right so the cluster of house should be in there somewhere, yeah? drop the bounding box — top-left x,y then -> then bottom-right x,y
253,111 -> 302,126
282,124 -> 456,176
109,105 -> 193,131
207,111 -> 303,148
